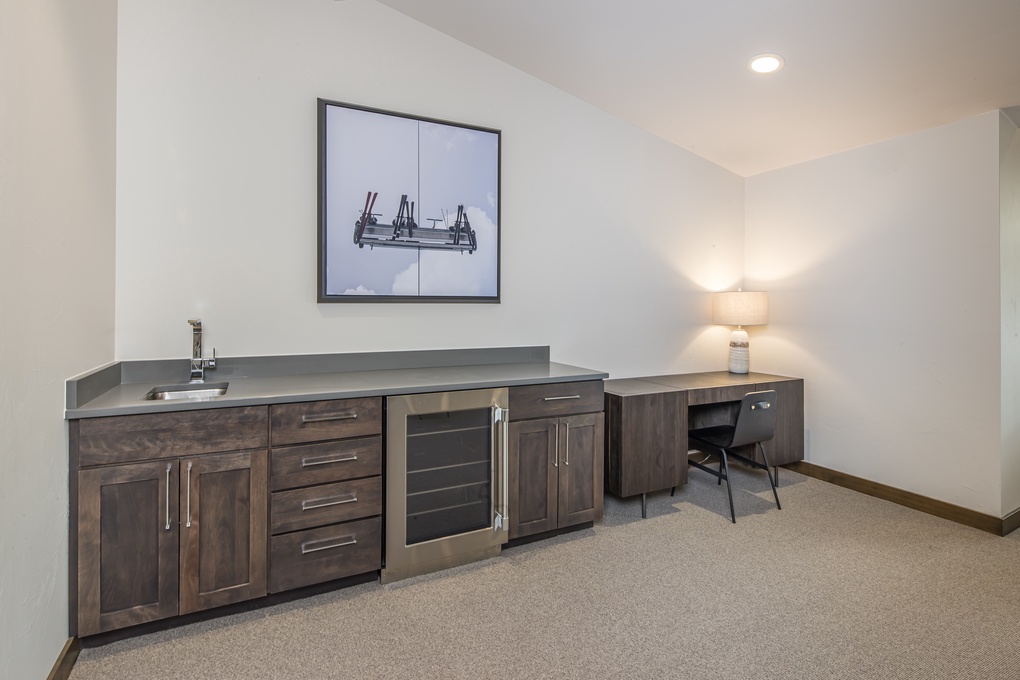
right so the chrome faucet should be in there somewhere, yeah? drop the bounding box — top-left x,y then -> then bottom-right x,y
188,319 -> 216,383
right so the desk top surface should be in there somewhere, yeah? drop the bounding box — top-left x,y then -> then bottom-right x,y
604,371 -> 799,396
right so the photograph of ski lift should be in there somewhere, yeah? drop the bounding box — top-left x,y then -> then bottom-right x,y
317,99 -> 500,302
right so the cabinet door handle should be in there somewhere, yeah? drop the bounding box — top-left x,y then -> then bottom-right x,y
301,411 -> 357,424
543,395 -> 581,401
553,423 -> 559,468
301,494 -> 357,511
301,535 -> 356,554
185,461 -> 193,528
301,454 -> 358,468
164,463 -> 172,531
564,423 -> 570,466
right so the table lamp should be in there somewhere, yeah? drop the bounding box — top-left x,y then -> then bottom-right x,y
713,290 -> 768,374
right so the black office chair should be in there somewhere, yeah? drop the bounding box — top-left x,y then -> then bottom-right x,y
678,390 -> 782,524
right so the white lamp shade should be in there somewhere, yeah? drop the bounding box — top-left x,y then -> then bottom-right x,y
713,291 -> 768,327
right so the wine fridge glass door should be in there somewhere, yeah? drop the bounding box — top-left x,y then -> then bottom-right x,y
405,407 -> 492,545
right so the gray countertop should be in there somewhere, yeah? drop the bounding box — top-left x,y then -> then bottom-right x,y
66,346 -> 609,419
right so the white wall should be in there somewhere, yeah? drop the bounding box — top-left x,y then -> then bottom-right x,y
1000,112 -> 1020,515
746,112 -> 1003,516
115,0 -> 744,378
0,0 -> 116,677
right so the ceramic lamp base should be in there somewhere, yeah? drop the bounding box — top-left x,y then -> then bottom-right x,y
728,328 -> 750,374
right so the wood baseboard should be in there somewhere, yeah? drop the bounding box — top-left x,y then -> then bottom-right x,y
786,461 -> 1016,537
47,637 -> 80,680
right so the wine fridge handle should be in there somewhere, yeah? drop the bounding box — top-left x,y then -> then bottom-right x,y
493,405 -> 510,529
502,410 -> 509,525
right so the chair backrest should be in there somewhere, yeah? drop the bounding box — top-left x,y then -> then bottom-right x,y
729,390 -> 778,448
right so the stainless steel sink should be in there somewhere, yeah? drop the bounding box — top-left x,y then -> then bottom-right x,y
143,382 -> 229,401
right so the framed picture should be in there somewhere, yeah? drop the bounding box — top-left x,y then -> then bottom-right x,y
317,99 -> 501,303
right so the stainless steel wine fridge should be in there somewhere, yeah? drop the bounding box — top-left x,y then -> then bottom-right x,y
381,387 -> 510,583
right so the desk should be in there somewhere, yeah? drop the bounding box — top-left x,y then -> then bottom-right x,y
604,371 -> 804,517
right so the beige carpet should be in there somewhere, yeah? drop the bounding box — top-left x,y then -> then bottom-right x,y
70,466 -> 1020,679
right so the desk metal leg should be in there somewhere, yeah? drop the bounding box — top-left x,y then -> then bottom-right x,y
641,493 -> 647,519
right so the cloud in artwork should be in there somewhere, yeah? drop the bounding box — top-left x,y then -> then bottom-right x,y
417,207 -> 498,297
387,207 -> 497,297
343,285 -> 376,295
421,123 -> 480,152
392,262 -> 419,296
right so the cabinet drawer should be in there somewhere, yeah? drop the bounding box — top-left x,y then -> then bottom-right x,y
271,477 -> 382,534
78,406 -> 269,466
269,517 -> 382,592
270,437 -> 382,491
509,381 -> 604,421
270,398 -> 381,446
687,383 -> 754,406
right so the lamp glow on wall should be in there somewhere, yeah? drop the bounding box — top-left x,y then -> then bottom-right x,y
713,290 -> 768,374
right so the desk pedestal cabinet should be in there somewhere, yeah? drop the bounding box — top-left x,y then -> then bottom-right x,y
604,372 -> 803,511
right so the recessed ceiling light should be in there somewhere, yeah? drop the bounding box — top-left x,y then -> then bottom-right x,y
749,53 -> 785,75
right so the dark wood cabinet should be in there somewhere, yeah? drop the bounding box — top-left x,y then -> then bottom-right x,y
77,460 -> 179,636
509,418 -> 558,537
556,412 -> 603,529
267,398 -> 383,593
73,408 -> 269,637
77,406 -> 269,466
605,382 -> 687,501
508,382 -> 604,541
270,397 -> 381,445
71,376 -> 604,636
179,450 -> 267,615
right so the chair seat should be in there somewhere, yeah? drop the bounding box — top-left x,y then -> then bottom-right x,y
688,425 -> 736,449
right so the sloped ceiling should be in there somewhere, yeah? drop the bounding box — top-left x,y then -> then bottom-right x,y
377,0 -> 1020,176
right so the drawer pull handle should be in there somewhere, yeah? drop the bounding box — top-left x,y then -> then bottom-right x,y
301,494 -> 357,511
543,395 -> 581,401
301,535 -> 357,554
301,454 -> 358,468
301,411 -> 358,424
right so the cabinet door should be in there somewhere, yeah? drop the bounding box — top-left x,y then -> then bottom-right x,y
557,413 -> 604,529
179,450 -> 268,615
78,460 -> 179,636
508,418 -> 559,539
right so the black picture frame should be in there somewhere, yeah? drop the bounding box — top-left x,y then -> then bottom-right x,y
317,98 -> 501,303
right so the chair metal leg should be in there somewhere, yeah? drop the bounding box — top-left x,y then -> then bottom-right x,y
641,492 -> 647,519
670,486 -> 676,496
720,450 -> 736,523
758,442 -> 781,510
774,465 -> 779,487
718,454 -> 724,485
